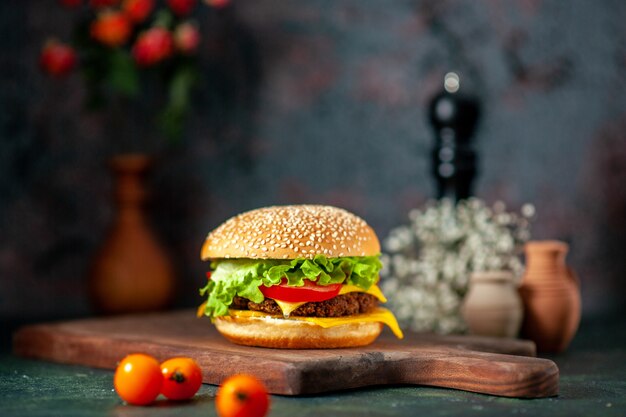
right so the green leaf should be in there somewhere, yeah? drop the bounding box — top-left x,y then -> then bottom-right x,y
159,66 -> 198,141
158,105 -> 184,141
170,67 -> 196,107
153,9 -> 174,29
106,49 -> 139,97
198,255 -> 383,319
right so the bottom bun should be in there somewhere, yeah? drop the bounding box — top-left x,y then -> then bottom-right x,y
214,315 -> 383,349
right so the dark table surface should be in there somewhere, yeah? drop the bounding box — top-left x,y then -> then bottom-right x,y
1,314 -> 625,417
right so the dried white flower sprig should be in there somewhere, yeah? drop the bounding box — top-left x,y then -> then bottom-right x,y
381,198 -> 534,334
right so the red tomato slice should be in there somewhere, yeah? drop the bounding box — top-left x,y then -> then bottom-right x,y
260,279 -> 341,303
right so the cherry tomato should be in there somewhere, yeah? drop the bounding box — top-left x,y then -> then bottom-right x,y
160,357 -> 203,400
260,279 -> 341,303
114,353 -> 162,405
216,374 -> 270,417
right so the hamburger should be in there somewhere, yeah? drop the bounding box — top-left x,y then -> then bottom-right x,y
197,205 -> 403,348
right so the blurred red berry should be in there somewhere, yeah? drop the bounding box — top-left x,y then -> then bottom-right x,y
132,27 -> 174,66
90,0 -> 119,8
59,0 -> 83,7
122,0 -> 154,23
166,0 -> 196,16
40,40 -> 77,77
205,0 -> 229,8
174,22 -> 200,54
90,11 -> 132,47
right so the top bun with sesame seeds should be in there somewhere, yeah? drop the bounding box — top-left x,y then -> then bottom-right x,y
201,205 -> 380,261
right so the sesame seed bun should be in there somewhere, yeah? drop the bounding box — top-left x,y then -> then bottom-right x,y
201,205 -> 380,260
214,315 -> 383,349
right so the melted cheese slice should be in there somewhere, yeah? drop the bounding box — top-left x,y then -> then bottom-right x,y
228,307 -> 404,339
273,299 -> 307,316
272,284 -> 388,317
339,284 -> 387,303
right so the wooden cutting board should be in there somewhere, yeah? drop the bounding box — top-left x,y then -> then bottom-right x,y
13,310 -> 558,398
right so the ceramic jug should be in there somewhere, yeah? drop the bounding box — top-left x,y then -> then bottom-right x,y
462,271 -> 523,338
519,240 -> 581,352
89,154 -> 175,314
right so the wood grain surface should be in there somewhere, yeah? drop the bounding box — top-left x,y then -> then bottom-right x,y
12,310 -> 559,398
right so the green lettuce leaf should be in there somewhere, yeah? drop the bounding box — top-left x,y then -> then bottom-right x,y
198,255 -> 382,319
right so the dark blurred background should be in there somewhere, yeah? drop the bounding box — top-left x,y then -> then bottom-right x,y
1,0 -> 625,326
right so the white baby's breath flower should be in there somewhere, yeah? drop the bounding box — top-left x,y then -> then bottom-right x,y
380,198 -> 533,334
521,203 -> 536,218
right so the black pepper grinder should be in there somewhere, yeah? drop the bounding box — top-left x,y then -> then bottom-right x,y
428,72 -> 481,201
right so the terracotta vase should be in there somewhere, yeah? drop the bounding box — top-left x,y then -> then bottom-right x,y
89,154 -> 175,314
461,271 -> 523,338
519,240 -> 581,353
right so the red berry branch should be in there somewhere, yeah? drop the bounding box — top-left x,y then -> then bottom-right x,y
41,0 -> 230,140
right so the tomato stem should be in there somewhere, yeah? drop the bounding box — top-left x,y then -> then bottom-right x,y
170,369 -> 186,383
235,390 -> 248,402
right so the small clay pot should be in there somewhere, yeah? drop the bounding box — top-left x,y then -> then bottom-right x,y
519,240 -> 581,353
462,271 -> 523,338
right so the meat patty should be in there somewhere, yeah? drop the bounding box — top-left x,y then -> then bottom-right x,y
231,292 -> 379,317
